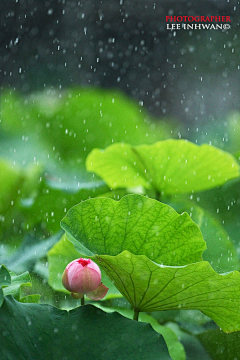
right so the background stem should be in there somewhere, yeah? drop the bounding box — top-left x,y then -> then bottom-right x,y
81,296 -> 85,306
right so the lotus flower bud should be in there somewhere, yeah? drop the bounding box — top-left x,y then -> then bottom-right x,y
62,258 -> 108,300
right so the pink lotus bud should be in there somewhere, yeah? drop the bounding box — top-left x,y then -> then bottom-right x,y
62,258 -> 108,300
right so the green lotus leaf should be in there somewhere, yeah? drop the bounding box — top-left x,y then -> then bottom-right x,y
86,140 -> 240,195
0,296 -> 171,360
61,194 -> 206,266
95,304 -> 186,360
94,251 -> 240,333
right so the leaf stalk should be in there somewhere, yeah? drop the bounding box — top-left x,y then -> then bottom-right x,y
133,309 -> 139,321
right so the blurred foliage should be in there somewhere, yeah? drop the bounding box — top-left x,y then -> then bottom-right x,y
0,88 -> 175,166
0,88 -> 176,244
176,179 -> 240,257
0,265 -> 40,305
168,198 -> 240,273
197,328 -> 240,360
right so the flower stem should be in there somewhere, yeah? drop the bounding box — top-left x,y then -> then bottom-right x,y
81,296 -> 85,306
133,309 -> 139,321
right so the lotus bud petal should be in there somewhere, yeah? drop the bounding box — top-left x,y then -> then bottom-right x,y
62,258 -> 101,294
87,283 -> 109,301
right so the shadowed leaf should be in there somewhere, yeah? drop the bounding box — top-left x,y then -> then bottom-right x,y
0,296 -> 171,360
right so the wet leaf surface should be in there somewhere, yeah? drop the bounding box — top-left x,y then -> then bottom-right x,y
0,296 -> 171,360
61,194 -> 206,266
86,140 -> 240,195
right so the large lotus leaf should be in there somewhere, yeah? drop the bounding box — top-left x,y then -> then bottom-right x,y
93,251 -> 240,333
95,191 -> 240,273
47,234 -> 120,299
0,296 -> 171,360
86,140 -> 240,195
61,194 -> 206,266
95,304 -> 186,360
